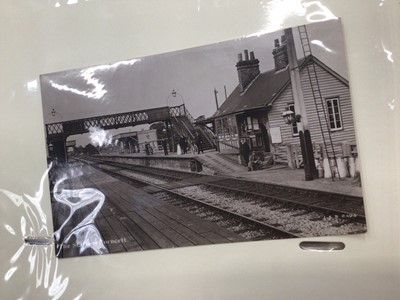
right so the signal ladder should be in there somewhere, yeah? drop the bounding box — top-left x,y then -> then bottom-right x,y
297,25 -> 339,180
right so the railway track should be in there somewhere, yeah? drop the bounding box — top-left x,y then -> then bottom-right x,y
80,157 -> 366,238
88,158 -> 203,181
84,157 -> 366,219
81,160 -> 298,240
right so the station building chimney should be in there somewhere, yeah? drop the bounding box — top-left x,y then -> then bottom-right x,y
272,35 -> 289,71
236,50 -> 260,92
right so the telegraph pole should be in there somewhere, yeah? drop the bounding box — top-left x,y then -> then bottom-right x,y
214,88 -> 219,110
284,28 -> 317,181
224,85 -> 228,100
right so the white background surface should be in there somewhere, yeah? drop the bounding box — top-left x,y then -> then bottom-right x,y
0,1 -> 399,299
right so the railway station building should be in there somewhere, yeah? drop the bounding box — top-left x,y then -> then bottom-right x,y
110,129 -> 159,154
205,38 -> 357,168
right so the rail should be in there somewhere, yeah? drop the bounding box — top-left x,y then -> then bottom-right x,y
169,104 -> 196,124
217,139 -> 240,150
171,116 -> 196,152
197,125 -> 217,149
170,104 -> 216,150
287,141 -> 358,177
173,116 -> 195,140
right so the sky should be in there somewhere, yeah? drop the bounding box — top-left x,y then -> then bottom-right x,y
40,19 -> 348,146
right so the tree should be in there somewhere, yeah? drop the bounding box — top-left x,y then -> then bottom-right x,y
83,144 -> 99,155
74,145 -> 84,154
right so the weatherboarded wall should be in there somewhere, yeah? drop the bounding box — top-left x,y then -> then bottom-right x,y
268,59 -> 356,164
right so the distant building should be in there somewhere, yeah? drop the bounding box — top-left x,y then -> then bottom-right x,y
66,140 -> 76,153
111,132 -> 139,153
111,129 -> 159,153
137,129 -> 159,151
207,38 -> 356,166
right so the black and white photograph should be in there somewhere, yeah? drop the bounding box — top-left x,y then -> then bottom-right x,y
40,19 -> 367,259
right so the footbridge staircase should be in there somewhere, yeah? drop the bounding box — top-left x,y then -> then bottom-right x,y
169,105 -> 216,151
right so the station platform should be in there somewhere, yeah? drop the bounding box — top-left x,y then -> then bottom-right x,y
53,163 -> 245,257
236,166 -> 363,198
96,150 -> 363,198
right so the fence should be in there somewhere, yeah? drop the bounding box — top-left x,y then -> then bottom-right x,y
286,141 -> 359,178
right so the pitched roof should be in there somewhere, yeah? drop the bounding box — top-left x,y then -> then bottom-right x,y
213,67 -> 290,118
211,55 -> 348,119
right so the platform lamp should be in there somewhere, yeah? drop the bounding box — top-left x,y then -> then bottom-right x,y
282,107 -> 301,125
171,89 -> 186,114
282,107 -> 295,125
282,106 -> 317,181
171,89 -> 185,103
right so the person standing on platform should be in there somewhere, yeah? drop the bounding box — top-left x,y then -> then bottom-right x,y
177,143 -> 182,155
183,136 -> 188,154
195,134 -> 204,154
162,139 -> 168,156
179,136 -> 186,155
241,140 -> 250,166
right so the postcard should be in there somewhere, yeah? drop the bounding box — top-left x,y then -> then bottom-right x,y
40,19 -> 366,258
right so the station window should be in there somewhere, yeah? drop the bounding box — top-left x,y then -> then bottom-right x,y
245,117 -> 259,132
216,116 -> 238,138
246,117 -> 253,131
221,118 -> 229,133
326,97 -> 342,131
288,104 -> 299,136
216,119 -> 223,134
227,116 -> 238,135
